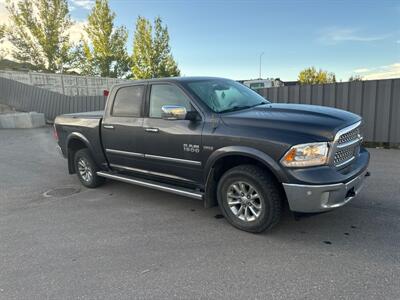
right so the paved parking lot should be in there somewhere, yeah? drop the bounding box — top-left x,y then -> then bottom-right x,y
0,127 -> 399,299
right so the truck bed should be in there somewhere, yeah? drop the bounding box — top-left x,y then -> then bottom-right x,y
54,110 -> 106,170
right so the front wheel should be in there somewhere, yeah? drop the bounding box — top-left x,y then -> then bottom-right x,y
74,149 -> 105,188
217,165 -> 282,233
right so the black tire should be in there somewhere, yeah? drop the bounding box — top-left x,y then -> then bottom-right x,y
217,164 -> 282,233
74,148 -> 105,188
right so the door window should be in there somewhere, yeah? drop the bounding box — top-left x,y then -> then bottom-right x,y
112,85 -> 144,117
149,84 -> 192,118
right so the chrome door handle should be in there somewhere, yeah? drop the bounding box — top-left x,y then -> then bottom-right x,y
103,124 -> 114,129
145,128 -> 159,133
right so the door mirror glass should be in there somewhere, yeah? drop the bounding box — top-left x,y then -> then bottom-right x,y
161,105 -> 187,120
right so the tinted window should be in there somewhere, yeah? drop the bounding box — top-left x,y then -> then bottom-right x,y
149,84 -> 192,118
112,85 -> 144,117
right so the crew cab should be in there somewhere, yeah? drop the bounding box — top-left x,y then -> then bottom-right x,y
54,77 -> 370,233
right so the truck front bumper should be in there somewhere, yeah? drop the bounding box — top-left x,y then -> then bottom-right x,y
282,169 -> 369,213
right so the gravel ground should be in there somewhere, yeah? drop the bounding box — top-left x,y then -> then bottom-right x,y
0,127 -> 399,299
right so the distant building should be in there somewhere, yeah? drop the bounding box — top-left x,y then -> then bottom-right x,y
238,78 -> 284,91
282,80 -> 299,86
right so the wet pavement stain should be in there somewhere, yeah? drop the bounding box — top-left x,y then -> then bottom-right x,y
214,214 -> 224,219
323,241 -> 332,245
43,187 -> 81,198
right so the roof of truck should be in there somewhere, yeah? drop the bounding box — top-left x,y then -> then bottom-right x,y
111,76 -> 231,89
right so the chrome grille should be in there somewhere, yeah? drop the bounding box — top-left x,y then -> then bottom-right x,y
331,122 -> 362,168
338,126 -> 360,145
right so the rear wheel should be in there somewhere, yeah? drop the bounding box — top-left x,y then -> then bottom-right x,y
74,149 -> 105,188
217,165 -> 282,233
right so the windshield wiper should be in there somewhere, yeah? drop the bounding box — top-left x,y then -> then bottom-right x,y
219,105 -> 253,113
219,102 -> 266,113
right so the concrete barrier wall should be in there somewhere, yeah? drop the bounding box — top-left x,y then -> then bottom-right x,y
0,70 -> 128,96
260,79 -> 400,144
0,76 -> 106,121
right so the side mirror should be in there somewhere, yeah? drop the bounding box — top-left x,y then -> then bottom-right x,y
161,105 -> 187,120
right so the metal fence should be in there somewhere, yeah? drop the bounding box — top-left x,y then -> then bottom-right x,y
0,76 -> 106,121
260,78 -> 400,144
1,75 -> 399,143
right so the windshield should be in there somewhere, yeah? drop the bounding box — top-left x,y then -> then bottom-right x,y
185,79 -> 269,113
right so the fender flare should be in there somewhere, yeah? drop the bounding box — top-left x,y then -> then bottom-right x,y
204,146 -> 288,185
65,132 -> 95,173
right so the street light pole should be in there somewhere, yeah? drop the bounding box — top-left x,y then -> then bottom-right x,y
259,52 -> 264,79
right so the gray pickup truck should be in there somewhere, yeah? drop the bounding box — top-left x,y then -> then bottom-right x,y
54,77 -> 370,233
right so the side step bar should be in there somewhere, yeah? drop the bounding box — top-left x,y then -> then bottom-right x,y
97,171 -> 204,200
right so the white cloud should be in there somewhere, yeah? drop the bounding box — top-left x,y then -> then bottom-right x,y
69,0 -> 94,10
354,68 -> 370,73
318,27 -> 390,45
68,20 -> 87,42
353,63 -> 400,80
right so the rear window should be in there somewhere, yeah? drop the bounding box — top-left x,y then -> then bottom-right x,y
112,85 -> 144,117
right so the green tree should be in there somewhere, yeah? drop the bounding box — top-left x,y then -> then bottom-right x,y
298,67 -> 336,84
348,75 -> 363,82
5,0 -> 74,72
131,16 -> 180,79
0,24 -> 5,39
76,0 -> 129,78
0,24 -> 6,60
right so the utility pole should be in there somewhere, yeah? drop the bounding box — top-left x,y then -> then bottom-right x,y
259,52 -> 264,79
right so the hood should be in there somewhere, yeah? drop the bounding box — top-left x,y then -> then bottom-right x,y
221,103 -> 361,141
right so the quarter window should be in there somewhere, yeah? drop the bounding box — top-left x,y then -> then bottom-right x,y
149,84 -> 192,118
112,85 -> 144,117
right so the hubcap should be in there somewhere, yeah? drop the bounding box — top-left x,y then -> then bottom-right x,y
77,158 -> 92,182
226,181 -> 262,222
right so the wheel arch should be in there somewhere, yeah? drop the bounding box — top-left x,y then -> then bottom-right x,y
203,146 -> 287,208
66,132 -> 94,174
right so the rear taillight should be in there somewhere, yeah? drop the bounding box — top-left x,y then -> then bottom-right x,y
103,89 -> 109,97
53,124 -> 59,141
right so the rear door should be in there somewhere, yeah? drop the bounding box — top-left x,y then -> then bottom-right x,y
141,83 -> 204,184
102,84 -> 146,169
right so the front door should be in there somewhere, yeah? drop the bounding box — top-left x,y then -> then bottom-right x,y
142,83 -> 204,184
102,84 -> 146,170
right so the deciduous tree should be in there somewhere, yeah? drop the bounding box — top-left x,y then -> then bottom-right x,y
131,16 -> 180,79
0,24 -> 5,39
5,0 -> 74,72
76,0 -> 129,78
298,67 -> 336,84
348,75 -> 363,82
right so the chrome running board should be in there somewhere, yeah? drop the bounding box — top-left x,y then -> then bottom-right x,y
97,171 -> 203,200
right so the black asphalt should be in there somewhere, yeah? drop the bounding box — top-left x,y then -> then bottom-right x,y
0,127 -> 399,299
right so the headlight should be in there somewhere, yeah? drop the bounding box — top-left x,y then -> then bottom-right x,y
281,142 -> 329,167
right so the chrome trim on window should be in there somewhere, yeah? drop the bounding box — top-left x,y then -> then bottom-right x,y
145,154 -> 201,166
105,149 -> 144,158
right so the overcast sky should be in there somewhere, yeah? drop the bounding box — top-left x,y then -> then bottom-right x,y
1,0 -> 399,81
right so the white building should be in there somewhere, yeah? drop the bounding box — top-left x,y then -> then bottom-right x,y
240,78 -> 284,90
